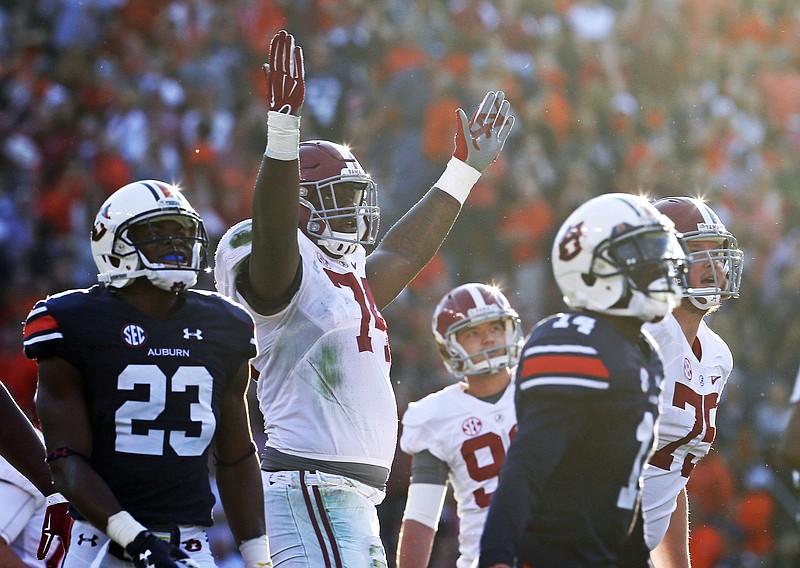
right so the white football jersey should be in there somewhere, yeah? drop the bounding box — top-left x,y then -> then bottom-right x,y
216,226 -> 396,470
0,453 -> 46,566
642,313 -> 732,549
400,380 -> 516,568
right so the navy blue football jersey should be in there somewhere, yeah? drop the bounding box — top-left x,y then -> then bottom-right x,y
23,285 -> 256,526
479,311 -> 662,567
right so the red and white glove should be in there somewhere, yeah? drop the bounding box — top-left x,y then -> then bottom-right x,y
37,492 -> 72,567
262,30 -> 305,160
263,30 -> 305,116
435,91 -> 515,205
453,90 -> 514,173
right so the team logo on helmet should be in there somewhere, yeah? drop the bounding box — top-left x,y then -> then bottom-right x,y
558,222 -> 584,261
91,222 -> 107,242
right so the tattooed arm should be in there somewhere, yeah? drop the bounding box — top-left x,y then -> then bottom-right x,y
366,191 -> 460,310
366,91 -> 514,310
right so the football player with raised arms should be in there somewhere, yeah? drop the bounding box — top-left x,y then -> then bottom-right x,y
396,283 -> 523,568
478,193 -> 689,567
642,197 -> 743,567
24,180 -> 271,568
214,30 -> 514,566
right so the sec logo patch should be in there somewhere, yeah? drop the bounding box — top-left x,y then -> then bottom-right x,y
122,324 -> 147,347
462,417 -> 483,437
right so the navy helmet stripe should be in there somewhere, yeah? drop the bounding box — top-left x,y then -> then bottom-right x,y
616,195 -> 645,217
141,182 -> 162,202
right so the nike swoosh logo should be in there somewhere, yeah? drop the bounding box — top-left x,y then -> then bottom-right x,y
710,375 -> 722,385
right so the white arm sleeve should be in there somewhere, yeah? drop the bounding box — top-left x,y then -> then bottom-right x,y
402,483 -> 448,529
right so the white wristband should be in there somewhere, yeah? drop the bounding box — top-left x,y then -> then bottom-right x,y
106,510 -> 147,548
265,111 -> 300,161
239,535 -> 272,568
45,492 -> 68,506
401,483 -> 447,529
434,157 -> 481,205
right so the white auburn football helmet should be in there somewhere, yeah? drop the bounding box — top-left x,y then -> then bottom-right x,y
653,196 -> 743,310
432,283 -> 523,378
552,193 -> 688,322
299,140 -> 379,257
91,180 -> 207,292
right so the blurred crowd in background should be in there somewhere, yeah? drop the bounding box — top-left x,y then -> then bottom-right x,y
3,0 -> 800,566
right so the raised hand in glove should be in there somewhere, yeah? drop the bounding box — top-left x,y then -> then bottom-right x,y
453,90 -> 515,172
125,531 -> 200,568
263,30 -> 305,115
37,492 -> 72,565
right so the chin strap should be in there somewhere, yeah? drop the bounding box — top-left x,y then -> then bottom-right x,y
317,237 -> 358,257
98,268 -> 147,287
688,293 -> 721,310
99,267 -> 198,292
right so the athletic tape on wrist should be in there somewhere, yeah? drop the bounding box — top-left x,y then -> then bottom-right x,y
434,157 -> 481,205
45,492 -> 67,506
239,535 -> 271,568
265,111 -> 300,160
106,510 -> 147,548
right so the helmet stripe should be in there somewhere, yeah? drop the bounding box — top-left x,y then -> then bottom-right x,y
465,285 -> 487,309
141,181 -> 163,202
695,199 -> 717,225
616,195 -> 649,218
154,181 -> 175,197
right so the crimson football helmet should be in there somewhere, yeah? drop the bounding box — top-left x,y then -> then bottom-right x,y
299,140 -> 379,256
432,283 -> 523,378
653,196 -> 743,310
552,193 -> 687,322
91,180 -> 207,292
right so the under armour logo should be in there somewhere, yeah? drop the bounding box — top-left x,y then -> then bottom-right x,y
183,328 -> 203,340
140,549 -> 152,563
77,533 -> 99,547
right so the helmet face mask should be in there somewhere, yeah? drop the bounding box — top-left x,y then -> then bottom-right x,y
652,197 -> 743,310
432,283 -> 523,378
552,193 -> 688,322
299,140 -> 379,256
91,180 -> 208,292
597,227 -> 687,297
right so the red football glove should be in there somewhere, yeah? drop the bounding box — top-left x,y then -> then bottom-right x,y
453,90 -> 515,172
262,30 -> 305,115
37,493 -> 72,566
